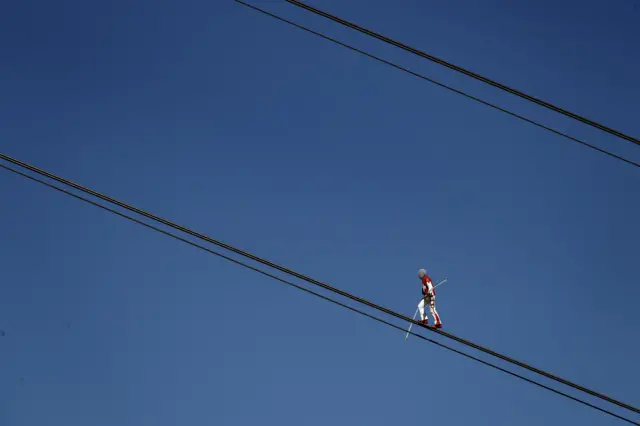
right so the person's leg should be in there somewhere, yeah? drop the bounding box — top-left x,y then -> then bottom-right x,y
429,296 -> 442,328
418,298 -> 428,324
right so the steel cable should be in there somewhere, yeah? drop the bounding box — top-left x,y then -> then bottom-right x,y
1,152 -> 638,417
0,161 -> 638,425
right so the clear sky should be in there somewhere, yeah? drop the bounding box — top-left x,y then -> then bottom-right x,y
1,0 -> 639,425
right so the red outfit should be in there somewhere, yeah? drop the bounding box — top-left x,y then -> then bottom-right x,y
418,272 -> 442,327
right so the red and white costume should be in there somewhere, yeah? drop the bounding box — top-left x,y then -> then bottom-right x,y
418,269 -> 442,328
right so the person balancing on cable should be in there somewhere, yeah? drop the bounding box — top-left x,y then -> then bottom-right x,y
418,268 -> 442,328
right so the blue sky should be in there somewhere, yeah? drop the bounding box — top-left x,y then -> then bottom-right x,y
1,0 -> 639,424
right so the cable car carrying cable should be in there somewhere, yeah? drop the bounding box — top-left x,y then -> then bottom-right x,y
1,153 -> 638,425
235,0 -> 640,169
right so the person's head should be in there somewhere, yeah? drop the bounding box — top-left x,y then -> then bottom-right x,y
418,269 -> 427,279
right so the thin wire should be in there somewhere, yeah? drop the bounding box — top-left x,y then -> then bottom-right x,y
1,151 -> 639,417
284,0 -> 640,149
1,161 -> 638,426
235,0 -> 640,169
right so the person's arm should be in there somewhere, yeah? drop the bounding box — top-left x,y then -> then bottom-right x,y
423,277 -> 434,296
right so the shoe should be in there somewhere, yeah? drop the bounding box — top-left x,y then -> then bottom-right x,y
433,323 -> 442,329
420,319 -> 429,325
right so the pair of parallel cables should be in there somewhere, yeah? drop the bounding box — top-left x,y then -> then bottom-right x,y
1,153 -> 639,424
238,0 -> 640,168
